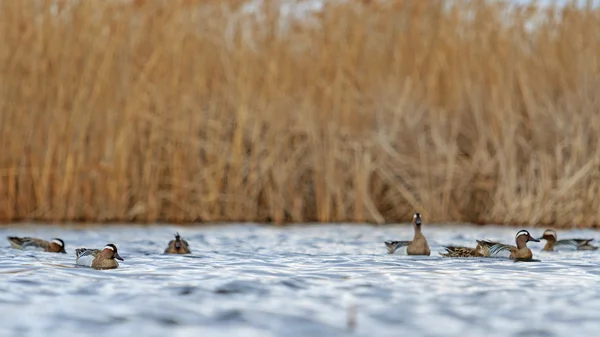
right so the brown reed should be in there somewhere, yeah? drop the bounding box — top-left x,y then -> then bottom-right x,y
0,0 -> 599,228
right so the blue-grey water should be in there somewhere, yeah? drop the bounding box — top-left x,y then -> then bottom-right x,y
0,223 -> 599,337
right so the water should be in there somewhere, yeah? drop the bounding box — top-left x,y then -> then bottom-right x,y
0,223 -> 599,337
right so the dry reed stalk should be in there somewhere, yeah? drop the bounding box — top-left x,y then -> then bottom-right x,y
0,0 -> 599,228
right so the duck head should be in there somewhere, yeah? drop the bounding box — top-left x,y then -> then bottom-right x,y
537,229 -> 557,242
51,238 -> 67,254
413,213 -> 422,228
102,243 -> 124,261
515,230 -> 539,249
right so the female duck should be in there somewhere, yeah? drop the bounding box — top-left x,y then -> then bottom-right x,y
537,229 -> 597,251
164,233 -> 191,254
440,242 -> 489,258
384,213 -> 430,256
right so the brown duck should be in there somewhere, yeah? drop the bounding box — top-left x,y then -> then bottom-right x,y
384,213 -> 430,256
440,242 -> 491,258
537,229 -> 598,252
7,236 -> 66,253
477,230 -> 540,261
75,244 -> 124,270
164,232 -> 191,254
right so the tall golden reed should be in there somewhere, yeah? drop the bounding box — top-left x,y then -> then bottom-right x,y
0,0 -> 599,228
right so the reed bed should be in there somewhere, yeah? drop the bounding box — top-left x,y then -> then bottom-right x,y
0,0 -> 599,228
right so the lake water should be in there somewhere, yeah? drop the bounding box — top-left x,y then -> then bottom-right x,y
0,223 -> 598,337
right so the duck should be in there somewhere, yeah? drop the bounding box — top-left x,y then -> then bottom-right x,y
537,229 -> 598,252
440,242 -> 490,258
164,232 -> 191,254
75,244 -> 124,270
7,236 -> 66,253
384,212 -> 430,256
476,229 -> 540,261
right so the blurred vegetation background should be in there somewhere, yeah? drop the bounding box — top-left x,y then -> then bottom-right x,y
0,0 -> 599,228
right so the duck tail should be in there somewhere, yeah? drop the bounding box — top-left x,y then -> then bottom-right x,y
74,248 -> 87,257
579,242 -> 599,250
580,239 -> 595,246
439,246 -> 454,257
174,233 -> 183,249
7,236 -> 24,249
440,246 -> 462,257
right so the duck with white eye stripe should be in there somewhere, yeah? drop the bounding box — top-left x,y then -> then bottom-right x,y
537,229 -> 598,252
7,236 -> 66,254
476,229 -> 540,261
75,244 -> 124,270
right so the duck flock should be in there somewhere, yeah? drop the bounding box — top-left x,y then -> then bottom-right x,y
5,213 -> 598,269
386,213 -> 598,261
6,232 -> 190,270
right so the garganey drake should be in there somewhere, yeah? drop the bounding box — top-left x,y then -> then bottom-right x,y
384,212 -> 430,256
164,232 -> 191,254
7,236 -> 66,253
537,229 -> 598,251
477,229 -> 540,261
75,244 -> 124,270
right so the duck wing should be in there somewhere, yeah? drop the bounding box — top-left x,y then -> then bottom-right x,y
7,236 -> 48,250
440,246 -> 481,257
384,240 -> 411,254
75,248 -> 101,258
477,240 -> 516,256
556,238 -> 597,250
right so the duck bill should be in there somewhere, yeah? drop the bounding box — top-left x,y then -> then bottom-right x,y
114,253 -> 124,261
529,237 -> 540,243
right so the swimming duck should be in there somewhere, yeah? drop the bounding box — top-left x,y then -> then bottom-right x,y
537,229 -> 597,251
75,244 -> 124,270
440,242 -> 490,258
7,236 -> 66,253
476,229 -> 540,261
384,212 -> 430,256
164,232 -> 191,254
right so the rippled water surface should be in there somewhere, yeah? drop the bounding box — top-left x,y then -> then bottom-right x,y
0,223 -> 599,337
